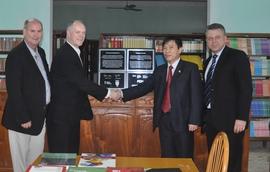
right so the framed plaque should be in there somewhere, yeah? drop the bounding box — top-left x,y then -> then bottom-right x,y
99,49 -> 126,71
127,49 -> 155,71
98,72 -> 126,88
128,72 -> 153,87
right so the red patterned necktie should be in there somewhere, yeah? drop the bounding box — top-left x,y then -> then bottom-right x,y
162,65 -> 173,113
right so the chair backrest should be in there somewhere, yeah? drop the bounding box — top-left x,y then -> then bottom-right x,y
206,132 -> 229,172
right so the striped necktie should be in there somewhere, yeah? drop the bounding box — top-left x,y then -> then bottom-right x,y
204,54 -> 217,107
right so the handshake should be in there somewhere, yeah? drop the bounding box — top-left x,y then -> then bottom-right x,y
107,88 -> 123,102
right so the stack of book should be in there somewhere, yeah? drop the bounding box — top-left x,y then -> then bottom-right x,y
227,38 -> 270,55
27,153 -> 116,172
252,80 -> 270,97
250,119 -> 270,137
250,99 -> 270,117
250,58 -> 270,76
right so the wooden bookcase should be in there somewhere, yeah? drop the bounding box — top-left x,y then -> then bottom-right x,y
0,30 -> 23,91
0,30 -> 23,172
226,33 -> 270,146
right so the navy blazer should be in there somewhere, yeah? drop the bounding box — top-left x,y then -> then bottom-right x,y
123,60 -> 202,132
203,46 -> 252,131
47,42 -> 108,124
2,41 -> 50,135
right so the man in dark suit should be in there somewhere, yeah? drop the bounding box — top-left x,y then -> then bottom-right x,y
47,20 -> 119,153
1,18 -> 50,172
117,37 -> 202,158
203,23 -> 252,172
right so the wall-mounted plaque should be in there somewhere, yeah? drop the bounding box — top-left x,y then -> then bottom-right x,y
99,72 -> 126,88
99,49 -> 126,70
128,72 -> 153,87
127,49 -> 154,71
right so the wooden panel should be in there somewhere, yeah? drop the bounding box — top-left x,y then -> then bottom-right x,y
193,128 -> 208,172
135,108 -> 160,157
135,92 -> 154,108
79,120 -> 95,153
88,107 -> 135,156
0,92 -> 12,172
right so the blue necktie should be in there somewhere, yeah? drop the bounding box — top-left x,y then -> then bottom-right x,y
204,54 -> 217,107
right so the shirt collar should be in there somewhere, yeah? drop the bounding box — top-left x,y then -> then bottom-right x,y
24,40 -> 38,57
168,58 -> 180,69
212,45 -> 225,57
67,41 -> 81,57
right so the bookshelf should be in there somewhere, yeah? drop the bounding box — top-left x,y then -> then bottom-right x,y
0,30 -> 23,91
99,33 -> 206,56
99,33 -> 206,88
226,33 -> 270,144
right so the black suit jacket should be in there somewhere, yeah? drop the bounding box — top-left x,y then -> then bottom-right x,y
2,41 -> 50,135
123,60 -> 202,132
203,46 -> 252,131
47,42 -> 108,124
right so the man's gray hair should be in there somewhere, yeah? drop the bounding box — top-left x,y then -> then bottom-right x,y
23,18 -> 43,30
66,20 -> 85,32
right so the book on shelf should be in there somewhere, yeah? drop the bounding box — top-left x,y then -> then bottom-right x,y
250,119 -> 270,137
250,99 -> 270,117
78,153 -> 116,168
102,36 -> 153,49
0,37 -> 23,52
0,79 -> 6,90
227,37 -> 270,55
68,167 -> 106,172
250,59 -> 270,76
252,80 -> 270,97
107,167 -> 144,172
39,153 -> 77,166
26,165 -> 67,172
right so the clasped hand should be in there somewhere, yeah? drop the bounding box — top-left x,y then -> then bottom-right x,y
107,88 -> 123,102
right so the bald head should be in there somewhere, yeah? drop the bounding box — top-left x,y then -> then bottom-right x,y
66,20 -> 86,48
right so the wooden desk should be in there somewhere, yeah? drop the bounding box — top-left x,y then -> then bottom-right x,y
117,157 -> 198,172
33,156 -> 198,172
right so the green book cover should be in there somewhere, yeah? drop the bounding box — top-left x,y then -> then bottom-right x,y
40,152 -> 77,166
68,167 -> 106,172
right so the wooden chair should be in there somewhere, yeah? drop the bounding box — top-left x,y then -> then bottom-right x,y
206,132 -> 229,172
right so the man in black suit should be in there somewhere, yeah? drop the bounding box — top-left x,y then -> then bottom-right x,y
47,20 -> 119,153
1,18 -> 50,172
117,37 -> 202,158
203,23 -> 252,172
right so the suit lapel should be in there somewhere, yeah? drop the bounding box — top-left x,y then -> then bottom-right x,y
21,42 -> 42,74
66,43 -> 84,69
160,64 -> 168,90
172,60 -> 184,82
212,46 -> 229,80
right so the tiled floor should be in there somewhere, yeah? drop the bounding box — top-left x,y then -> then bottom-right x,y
249,141 -> 270,172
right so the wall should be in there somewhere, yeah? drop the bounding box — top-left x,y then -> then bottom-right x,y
208,0 -> 270,33
0,0 -> 53,63
53,1 -> 207,39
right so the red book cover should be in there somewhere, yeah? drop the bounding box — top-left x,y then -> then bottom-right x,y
107,167 -> 144,172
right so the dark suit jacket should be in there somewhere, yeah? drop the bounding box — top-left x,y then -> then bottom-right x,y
2,41 -> 49,135
123,60 -> 202,132
47,42 -> 108,124
203,46 -> 252,131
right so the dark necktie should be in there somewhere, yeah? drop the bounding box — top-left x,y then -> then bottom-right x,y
204,54 -> 217,107
162,65 -> 173,113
